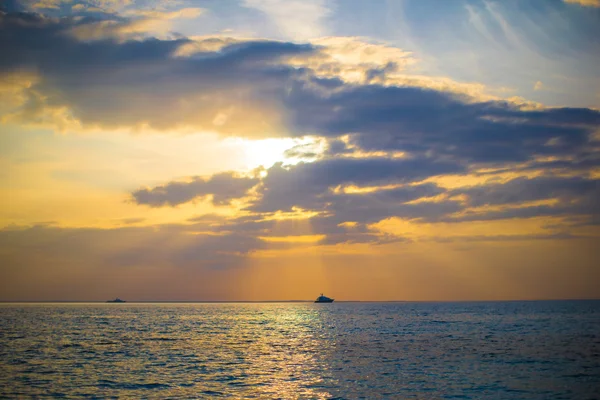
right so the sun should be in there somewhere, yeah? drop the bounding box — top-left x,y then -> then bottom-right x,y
237,137 -> 322,170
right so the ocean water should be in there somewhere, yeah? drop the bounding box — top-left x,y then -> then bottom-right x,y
1,301 -> 599,399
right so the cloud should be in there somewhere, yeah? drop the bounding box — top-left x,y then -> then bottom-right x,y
563,0 -> 600,7
285,83 -> 599,165
243,0 -> 332,40
68,18 -> 169,41
132,172 -> 259,207
3,11 -> 597,164
29,0 -> 63,10
188,171 -> 599,244
246,158 -> 463,213
128,154 -> 467,244
534,80 -> 544,91
15,0 -> 134,14
453,176 -> 599,208
128,7 -> 203,20
295,36 -> 417,85
2,10 -> 600,246
68,7 -> 204,41
0,12 -> 317,134
444,175 -> 600,223
128,157 -> 600,245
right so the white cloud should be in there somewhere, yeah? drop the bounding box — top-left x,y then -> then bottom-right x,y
243,0 -> 332,40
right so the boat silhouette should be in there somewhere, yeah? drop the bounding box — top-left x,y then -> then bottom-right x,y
315,293 -> 334,303
106,298 -> 126,303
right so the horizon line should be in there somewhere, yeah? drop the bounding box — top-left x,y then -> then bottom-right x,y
1,298 -> 599,304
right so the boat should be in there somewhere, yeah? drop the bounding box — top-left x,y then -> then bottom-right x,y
106,298 -> 126,303
314,293 -> 334,303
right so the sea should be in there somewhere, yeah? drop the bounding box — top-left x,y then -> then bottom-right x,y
1,301 -> 599,399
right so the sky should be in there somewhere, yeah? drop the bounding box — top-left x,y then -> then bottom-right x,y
1,0 -> 599,301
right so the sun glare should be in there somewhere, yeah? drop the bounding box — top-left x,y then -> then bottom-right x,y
236,137 -> 322,170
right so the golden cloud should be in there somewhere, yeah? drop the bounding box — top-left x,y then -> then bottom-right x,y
563,0 -> 600,7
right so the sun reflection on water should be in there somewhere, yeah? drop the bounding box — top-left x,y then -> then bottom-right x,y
211,304 -> 336,399
2,302 -> 600,398
0,303 -> 341,398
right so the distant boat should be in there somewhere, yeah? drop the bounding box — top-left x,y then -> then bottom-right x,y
315,293 -> 334,303
106,298 -> 126,303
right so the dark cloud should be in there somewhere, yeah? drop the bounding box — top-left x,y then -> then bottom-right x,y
247,158 -> 463,213
284,83 -> 599,164
2,10 -> 600,247
0,1 -> 20,12
443,176 -> 600,223
321,194 -> 462,226
132,172 -> 259,207
325,139 -> 353,156
1,11 -> 598,167
453,176 -> 599,208
515,153 -> 600,177
199,178 -> 456,244
0,12 -> 315,133
131,162 -> 600,244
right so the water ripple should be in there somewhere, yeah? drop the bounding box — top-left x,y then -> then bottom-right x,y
1,301 -> 599,398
